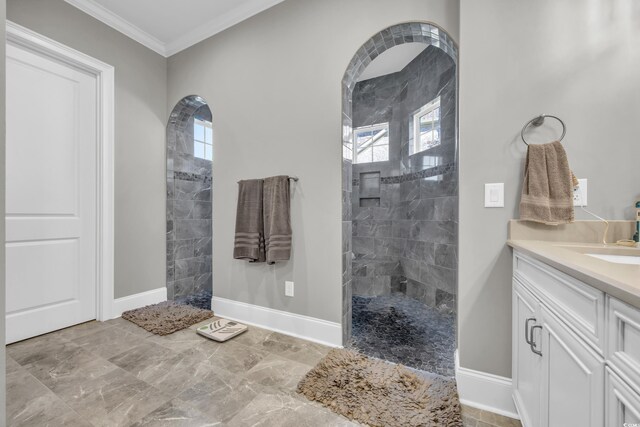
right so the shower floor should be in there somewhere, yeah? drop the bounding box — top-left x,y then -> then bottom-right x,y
175,289 -> 212,311
349,294 -> 456,377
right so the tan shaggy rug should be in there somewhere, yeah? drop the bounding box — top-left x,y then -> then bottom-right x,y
297,348 -> 462,427
121,301 -> 214,336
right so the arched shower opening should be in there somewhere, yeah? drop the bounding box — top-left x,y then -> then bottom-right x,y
166,95 -> 213,310
341,23 -> 459,376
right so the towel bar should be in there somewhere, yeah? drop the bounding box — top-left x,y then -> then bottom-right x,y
521,114 -> 566,146
237,176 -> 299,184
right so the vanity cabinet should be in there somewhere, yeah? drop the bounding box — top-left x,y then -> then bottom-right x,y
512,251 -> 640,427
606,367 -> 640,425
512,281 -> 541,427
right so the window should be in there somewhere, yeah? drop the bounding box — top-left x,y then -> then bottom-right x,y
353,123 -> 389,164
194,118 -> 213,161
412,97 -> 441,154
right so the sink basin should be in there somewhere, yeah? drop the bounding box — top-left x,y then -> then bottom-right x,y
586,253 -> 640,265
554,243 -> 640,266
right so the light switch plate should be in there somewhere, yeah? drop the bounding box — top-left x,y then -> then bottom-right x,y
485,183 -> 505,208
285,281 -> 294,297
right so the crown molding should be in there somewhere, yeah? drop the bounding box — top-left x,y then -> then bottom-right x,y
164,0 -> 285,57
64,0 -> 285,58
64,0 -> 166,55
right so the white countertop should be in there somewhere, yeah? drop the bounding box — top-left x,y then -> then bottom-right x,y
508,240 -> 640,308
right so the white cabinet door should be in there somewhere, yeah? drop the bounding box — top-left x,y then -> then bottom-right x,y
606,367 -> 640,425
539,306 -> 605,427
513,280 -> 542,427
5,41 -> 98,343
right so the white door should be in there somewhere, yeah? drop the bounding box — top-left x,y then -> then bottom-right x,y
539,306 -> 605,427
5,41 -> 98,343
512,280 -> 541,427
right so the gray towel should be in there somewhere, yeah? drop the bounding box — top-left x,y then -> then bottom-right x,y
233,179 -> 265,262
263,176 -> 292,264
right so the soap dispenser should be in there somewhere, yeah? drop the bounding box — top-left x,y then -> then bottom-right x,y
634,201 -> 640,242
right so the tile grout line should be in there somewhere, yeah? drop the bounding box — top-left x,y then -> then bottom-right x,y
11,362 -> 89,426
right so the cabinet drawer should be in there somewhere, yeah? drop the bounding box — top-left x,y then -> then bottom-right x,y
607,296 -> 640,391
606,367 -> 640,425
514,252 -> 605,353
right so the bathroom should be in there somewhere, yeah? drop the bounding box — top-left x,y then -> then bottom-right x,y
2,0 -> 640,426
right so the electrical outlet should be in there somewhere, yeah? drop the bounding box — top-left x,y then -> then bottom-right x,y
573,179 -> 588,207
285,281 -> 294,297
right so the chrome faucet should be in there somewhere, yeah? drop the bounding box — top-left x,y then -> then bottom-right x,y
634,201 -> 640,242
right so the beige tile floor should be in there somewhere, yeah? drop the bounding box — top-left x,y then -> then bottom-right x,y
6,318 -> 521,426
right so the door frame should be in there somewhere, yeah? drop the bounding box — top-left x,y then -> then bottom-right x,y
6,21 -> 115,321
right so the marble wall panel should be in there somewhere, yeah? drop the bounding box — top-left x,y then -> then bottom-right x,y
350,46 -> 458,309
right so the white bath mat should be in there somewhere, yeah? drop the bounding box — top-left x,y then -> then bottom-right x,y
196,318 -> 248,342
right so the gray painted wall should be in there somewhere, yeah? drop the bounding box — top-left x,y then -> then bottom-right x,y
167,0 -> 460,324
1,0 -> 6,417
7,0 -> 168,299
459,0 -> 640,377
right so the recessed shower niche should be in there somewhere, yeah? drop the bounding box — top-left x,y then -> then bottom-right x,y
341,23 -> 459,376
166,95 -> 213,310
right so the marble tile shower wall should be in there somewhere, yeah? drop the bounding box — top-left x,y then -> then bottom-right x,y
167,104 -> 213,303
351,46 -> 458,313
342,158 -> 353,344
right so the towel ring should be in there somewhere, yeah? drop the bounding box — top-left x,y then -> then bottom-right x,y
521,114 -> 566,146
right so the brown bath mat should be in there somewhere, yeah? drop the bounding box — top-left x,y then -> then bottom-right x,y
121,301 -> 214,336
297,348 -> 462,427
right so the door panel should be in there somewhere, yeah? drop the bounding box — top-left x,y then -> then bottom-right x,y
6,51 -> 81,216
513,280 -> 541,427
606,367 -> 640,425
6,240 -> 79,313
5,42 -> 98,343
540,306 -> 605,427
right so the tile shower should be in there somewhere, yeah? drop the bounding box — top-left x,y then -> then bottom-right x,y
166,96 -> 213,310
342,24 -> 458,377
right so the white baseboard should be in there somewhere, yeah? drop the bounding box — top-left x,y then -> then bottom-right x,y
455,350 -> 519,419
211,296 -> 342,347
112,287 -> 167,318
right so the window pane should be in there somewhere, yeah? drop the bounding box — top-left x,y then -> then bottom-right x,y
205,144 -> 213,161
194,141 -> 205,159
372,131 -> 388,146
205,126 -> 213,143
424,111 -> 433,122
343,144 -> 353,161
372,145 -> 389,162
355,130 -> 374,151
356,147 -> 372,163
353,123 -> 389,164
194,123 -> 205,142
414,99 -> 441,154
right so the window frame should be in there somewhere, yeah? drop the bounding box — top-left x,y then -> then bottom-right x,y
352,122 -> 390,164
412,97 -> 441,155
193,118 -> 213,161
